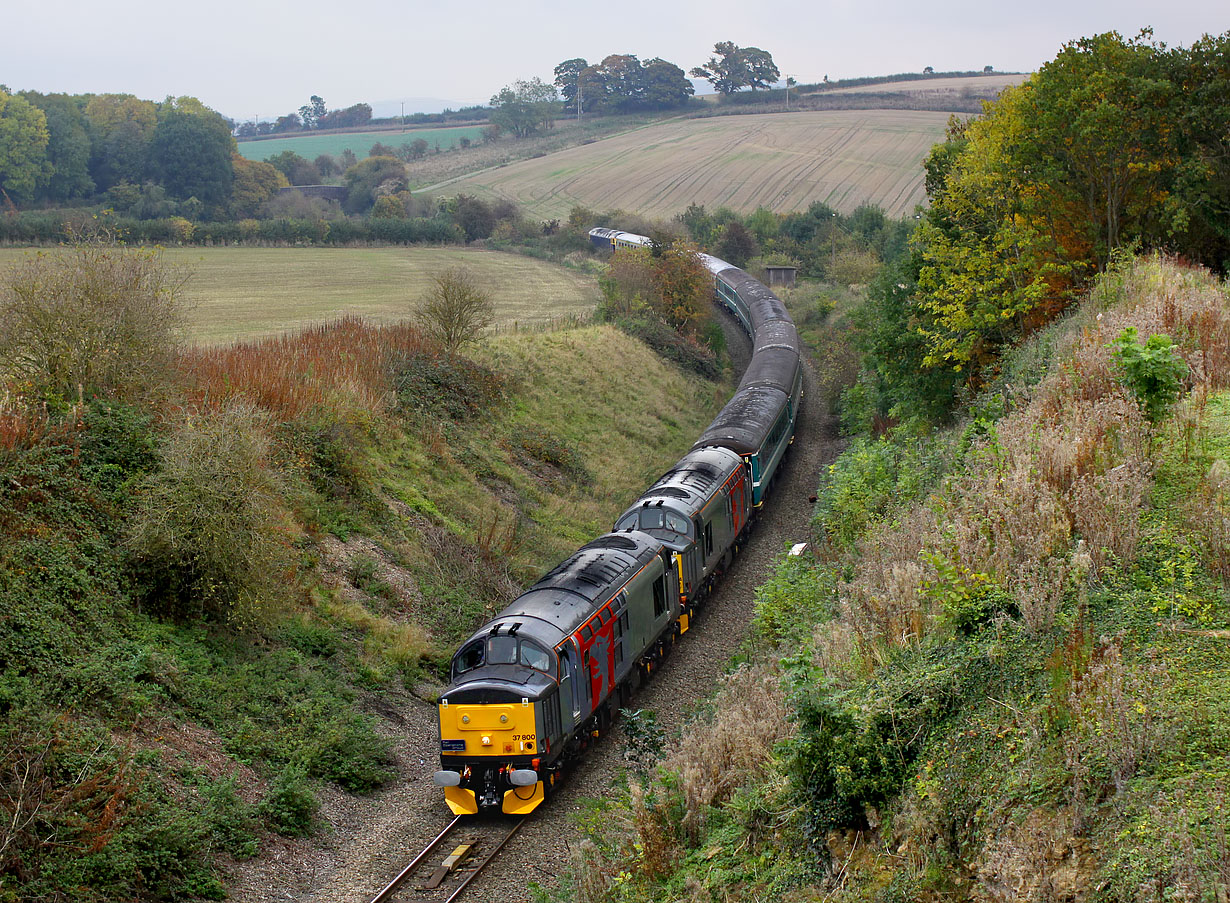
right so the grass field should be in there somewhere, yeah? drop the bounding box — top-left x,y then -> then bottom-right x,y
0,247 -> 600,344
434,109 -> 951,220
235,125 -> 487,162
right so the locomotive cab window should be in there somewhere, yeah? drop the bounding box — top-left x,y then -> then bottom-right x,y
519,639 -> 554,676
653,576 -> 667,618
452,640 -> 484,679
488,635 -> 517,665
616,513 -> 638,531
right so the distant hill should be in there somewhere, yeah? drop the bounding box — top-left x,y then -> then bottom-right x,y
369,96 -> 475,117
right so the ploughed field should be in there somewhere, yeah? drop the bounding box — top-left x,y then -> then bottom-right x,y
433,109 -> 952,220
0,247 -> 601,344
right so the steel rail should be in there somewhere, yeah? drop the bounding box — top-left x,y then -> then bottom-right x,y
442,817 -> 528,903
367,815 -> 463,903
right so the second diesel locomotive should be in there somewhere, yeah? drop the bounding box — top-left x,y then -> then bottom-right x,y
432,230 -> 802,815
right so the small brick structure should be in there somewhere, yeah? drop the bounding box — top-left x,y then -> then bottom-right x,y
276,185 -> 347,202
763,265 -> 798,288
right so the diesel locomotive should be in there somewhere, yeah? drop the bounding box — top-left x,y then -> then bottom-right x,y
432,230 -> 803,816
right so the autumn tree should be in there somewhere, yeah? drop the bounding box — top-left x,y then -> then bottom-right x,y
416,267 -> 494,354
229,155 -> 288,218
650,242 -> 713,333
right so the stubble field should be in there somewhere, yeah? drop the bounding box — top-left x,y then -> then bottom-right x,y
0,247 -> 601,344
434,109 -> 953,220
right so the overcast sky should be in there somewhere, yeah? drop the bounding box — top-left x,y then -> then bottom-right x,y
8,0 -> 1223,122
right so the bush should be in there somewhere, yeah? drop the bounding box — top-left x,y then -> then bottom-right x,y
0,233 -> 187,408
1111,327 -> 1189,422
125,403 -> 293,623
414,267 -> 495,355
259,764 -> 318,836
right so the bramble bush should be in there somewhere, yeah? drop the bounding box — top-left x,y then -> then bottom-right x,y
125,403 -> 294,623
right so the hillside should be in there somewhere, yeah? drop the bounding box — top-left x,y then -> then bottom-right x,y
562,254 -> 1230,902
435,110 -> 951,220
0,234 -> 730,901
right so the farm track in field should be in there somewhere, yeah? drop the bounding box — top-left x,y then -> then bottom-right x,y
436,110 -> 952,220
234,306 -> 842,903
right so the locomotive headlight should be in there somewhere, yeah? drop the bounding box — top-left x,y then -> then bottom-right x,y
500,714 -> 508,723
482,735 -> 492,746
461,714 -> 470,724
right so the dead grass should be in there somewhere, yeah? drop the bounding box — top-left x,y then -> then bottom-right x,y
820,256 -> 1230,661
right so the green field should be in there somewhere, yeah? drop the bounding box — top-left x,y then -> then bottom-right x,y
0,247 -> 600,344
434,109 -> 951,220
236,125 -> 487,162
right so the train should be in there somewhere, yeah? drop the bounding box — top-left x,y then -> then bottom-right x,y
431,229 -> 803,816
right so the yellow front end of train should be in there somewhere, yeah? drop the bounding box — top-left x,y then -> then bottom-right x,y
436,699 -> 545,815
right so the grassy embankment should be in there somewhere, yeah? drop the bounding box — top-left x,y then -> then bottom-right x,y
560,256 -> 1230,902
0,245 -> 728,901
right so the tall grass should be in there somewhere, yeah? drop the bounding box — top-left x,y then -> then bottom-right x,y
179,316 -> 428,419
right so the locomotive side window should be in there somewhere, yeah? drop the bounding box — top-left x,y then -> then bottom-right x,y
653,576 -> 667,618
488,635 -> 517,665
453,641 -> 484,678
704,521 -> 714,558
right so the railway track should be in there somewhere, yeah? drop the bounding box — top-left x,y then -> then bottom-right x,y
367,815 -> 529,903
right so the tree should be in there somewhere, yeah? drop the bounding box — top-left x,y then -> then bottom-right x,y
342,155 -> 406,213
272,113 -> 301,133
650,241 -> 713,333
691,42 -> 780,95
554,58 -> 589,113
489,78 -> 559,138
0,89 -> 50,202
715,221 -> 758,267
452,194 -> 495,242
641,58 -> 694,109
85,94 -> 159,191
298,95 -> 326,129
149,108 -> 236,208
416,267 -> 494,354
319,102 -> 371,130
21,92 -> 93,202
230,154 -> 288,218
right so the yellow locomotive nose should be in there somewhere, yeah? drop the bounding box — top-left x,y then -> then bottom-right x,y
439,701 -> 537,758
